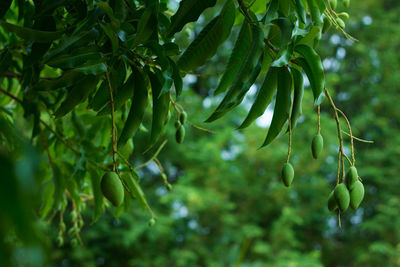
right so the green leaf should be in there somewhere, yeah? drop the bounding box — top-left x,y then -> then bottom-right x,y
46,50 -> 103,69
293,0 -> 307,23
205,22 -> 264,122
100,23 -> 119,54
290,68 -> 304,129
89,167 -> 104,223
261,67 -> 292,147
97,74 -> 135,116
238,67 -> 278,129
131,9 -> 157,48
44,28 -> 99,62
169,58 -> 183,97
0,20 -> 63,43
177,1 -> 235,71
296,25 -> 321,45
264,0 -> 279,23
295,44 -> 325,104
120,172 -> 147,211
167,0 -> 217,37
75,60 -> 107,75
148,69 -> 170,146
0,0 -> 12,19
54,75 -> 100,118
0,49 -> 11,76
306,0 -> 323,26
271,18 -> 294,67
118,67 -> 149,148
33,71 -> 85,91
214,20 -> 251,96
39,182 -> 55,219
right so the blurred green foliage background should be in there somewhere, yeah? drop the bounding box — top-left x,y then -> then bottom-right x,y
1,0 -> 400,266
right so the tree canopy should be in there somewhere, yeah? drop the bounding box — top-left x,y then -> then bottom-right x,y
2,0 -> 397,266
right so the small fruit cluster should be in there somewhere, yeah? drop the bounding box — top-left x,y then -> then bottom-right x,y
175,111 -> 187,144
328,166 -> 365,212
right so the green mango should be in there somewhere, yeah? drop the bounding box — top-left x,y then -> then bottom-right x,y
343,0 -> 350,8
179,111 -> 187,125
311,133 -> 324,159
336,17 -> 345,28
175,125 -> 185,144
100,172 -> 125,206
346,166 -> 358,190
329,0 -> 337,9
334,183 -> 350,212
338,12 -> 349,20
328,190 -> 338,212
350,181 -> 365,210
281,162 -> 294,187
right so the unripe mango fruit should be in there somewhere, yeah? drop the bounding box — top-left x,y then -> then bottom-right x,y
350,181 -> 364,210
338,12 -> 349,20
334,183 -> 350,211
281,163 -> 294,187
101,172 -> 124,206
346,166 -> 358,190
336,18 -> 345,28
328,190 -> 338,212
311,133 -> 324,159
322,16 -> 332,33
179,111 -> 187,125
175,125 -> 185,144
343,0 -> 350,8
329,0 -> 337,9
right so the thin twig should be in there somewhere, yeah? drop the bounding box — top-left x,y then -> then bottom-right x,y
341,130 -> 373,143
325,88 -> 346,183
286,116 -> 292,163
135,140 -> 168,170
105,71 -> 118,171
317,105 -> 321,134
336,108 -> 355,165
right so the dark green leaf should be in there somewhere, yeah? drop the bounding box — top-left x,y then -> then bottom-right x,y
167,0 -> 217,37
261,67 -> 292,147
177,1 -> 235,71
0,20 -> 63,43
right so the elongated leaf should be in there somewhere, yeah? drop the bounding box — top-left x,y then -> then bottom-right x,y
75,61 -> 107,75
0,50 -> 11,76
118,67 -> 149,148
296,25 -> 321,45
100,23 -> 119,54
293,0 -> 306,23
214,20 -> 251,96
148,69 -> 170,146
121,172 -> 147,211
33,71 -> 85,91
97,74 -> 135,116
206,22 -> 264,122
132,9 -> 156,48
55,75 -> 100,118
261,67 -> 292,147
264,0 -> 279,23
47,51 -> 102,69
306,0 -> 323,26
295,44 -> 324,104
39,182 -> 55,219
290,68 -> 304,128
169,58 -> 183,97
167,0 -> 217,37
177,1 -> 235,71
44,28 -> 99,61
0,0 -> 12,19
271,18 -> 294,67
238,67 -> 278,129
88,81 -> 108,111
0,21 -> 63,43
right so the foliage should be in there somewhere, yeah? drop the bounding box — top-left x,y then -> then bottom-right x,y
2,0 -> 398,266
